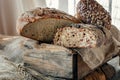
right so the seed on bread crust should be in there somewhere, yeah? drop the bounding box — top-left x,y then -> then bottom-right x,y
54,24 -> 105,48
76,0 -> 111,30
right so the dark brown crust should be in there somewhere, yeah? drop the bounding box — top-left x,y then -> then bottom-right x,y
17,7 -> 80,34
76,0 -> 111,30
20,7 -> 80,22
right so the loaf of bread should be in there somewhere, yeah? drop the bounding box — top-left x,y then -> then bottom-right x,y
17,7 -> 80,42
54,24 -> 105,48
76,0 -> 111,30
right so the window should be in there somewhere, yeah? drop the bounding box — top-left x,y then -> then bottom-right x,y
43,0 -> 120,29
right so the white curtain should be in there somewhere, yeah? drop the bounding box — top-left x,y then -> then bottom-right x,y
0,0 -> 47,35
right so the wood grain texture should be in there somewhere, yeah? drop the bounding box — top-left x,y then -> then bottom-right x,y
81,63 -> 115,80
0,55 -> 37,80
101,63 -> 116,80
77,54 -> 91,80
83,68 -> 106,80
23,44 -> 73,79
0,35 -> 73,79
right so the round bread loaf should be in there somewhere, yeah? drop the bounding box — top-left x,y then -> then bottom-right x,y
17,7 -> 80,42
54,24 -> 105,48
76,0 -> 111,30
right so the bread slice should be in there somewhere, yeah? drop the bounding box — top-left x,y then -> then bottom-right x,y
17,7 -> 80,42
54,24 -> 105,48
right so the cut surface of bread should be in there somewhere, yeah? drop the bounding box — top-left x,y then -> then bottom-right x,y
20,18 -> 76,42
54,24 -> 105,48
17,7 -> 80,42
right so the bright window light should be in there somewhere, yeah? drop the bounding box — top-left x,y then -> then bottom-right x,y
46,0 -> 59,9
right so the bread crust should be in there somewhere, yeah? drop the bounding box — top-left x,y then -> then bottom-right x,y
54,24 -> 105,48
76,0 -> 111,30
17,7 -> 80,34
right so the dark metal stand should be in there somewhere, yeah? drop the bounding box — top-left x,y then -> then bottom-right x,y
73,54 -> 78,80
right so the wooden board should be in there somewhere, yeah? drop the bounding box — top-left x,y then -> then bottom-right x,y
80,63 -> 115,80
23,44 -> 73,79
77,54 -> 91,80
83,68 -> 106,80
101,63 -> 116,80
0,35 -> 73,79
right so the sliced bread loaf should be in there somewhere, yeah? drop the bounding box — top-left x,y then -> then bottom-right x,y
54,24 -> 105,48
17,7 -> 80,42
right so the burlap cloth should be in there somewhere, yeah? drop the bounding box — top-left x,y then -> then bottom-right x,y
73,25 -> 120,69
